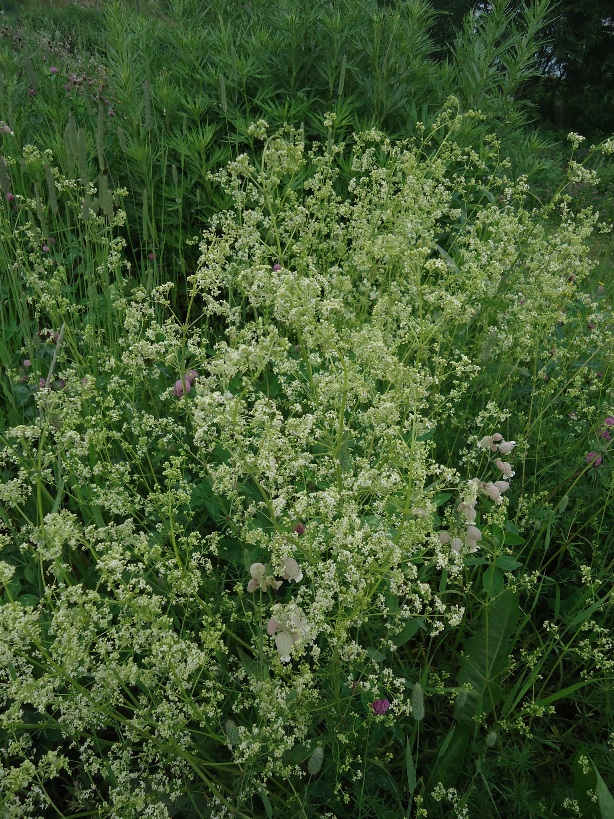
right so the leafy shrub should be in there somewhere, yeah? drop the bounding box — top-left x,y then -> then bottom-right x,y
0,112 -> 612,817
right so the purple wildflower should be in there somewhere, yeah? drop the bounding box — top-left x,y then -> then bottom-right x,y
6,192 -> 15,203
28,88 -> 36,96
174,378 -> 191,397
42,245 -> 50,253
294,523 -> 305,534
604,417 -> 614,427
272,263 -> 282,271
371,698 -> 390,715
50,66 -> 59,74
585,452 -> 603,467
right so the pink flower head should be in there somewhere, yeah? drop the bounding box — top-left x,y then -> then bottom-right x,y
604,417 -> 614,427
185,370 -> 199,384
50,66 -> 59,74
294,523 -> 305,534
587,322 -> 596,330
23,359 -> 31,368
148,252 -> 155,260
107,108 -> 115,117
272,263 -> 282,271
173,378 -> 191,397
28,88 -> 36,96
42,244 -> 50,253
598,429 -> 612,441
371,698 -> 390,715
585,452 -> 603,467
6,192 -> 15,203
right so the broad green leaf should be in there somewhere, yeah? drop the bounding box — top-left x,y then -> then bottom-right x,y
495,556 -> 521,571
482,566 -> 504,597
455,589 -> 521,724
573,753 -> 600,819
594,761 -> 614,819
426,723 -> 471,795
392,618 -> 421,647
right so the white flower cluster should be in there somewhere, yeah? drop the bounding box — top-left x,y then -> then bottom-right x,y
438,434 -> 516,554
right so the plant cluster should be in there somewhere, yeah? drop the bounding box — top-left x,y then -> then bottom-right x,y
0,0 -> 557,314
0,102 -> 613,816
0,1 -> 613,817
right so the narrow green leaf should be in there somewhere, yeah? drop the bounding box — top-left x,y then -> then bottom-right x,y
405,739 -> 416,794
535,680 -> 591,707
258,785 -> 273,818
568,590 -> 612,629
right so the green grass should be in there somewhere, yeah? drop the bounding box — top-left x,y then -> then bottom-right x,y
0,2 -> 613,818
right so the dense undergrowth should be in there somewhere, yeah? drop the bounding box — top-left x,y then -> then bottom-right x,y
0,1 -> 613,817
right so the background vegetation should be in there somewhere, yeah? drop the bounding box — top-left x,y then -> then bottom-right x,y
0,1 -> 612,817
